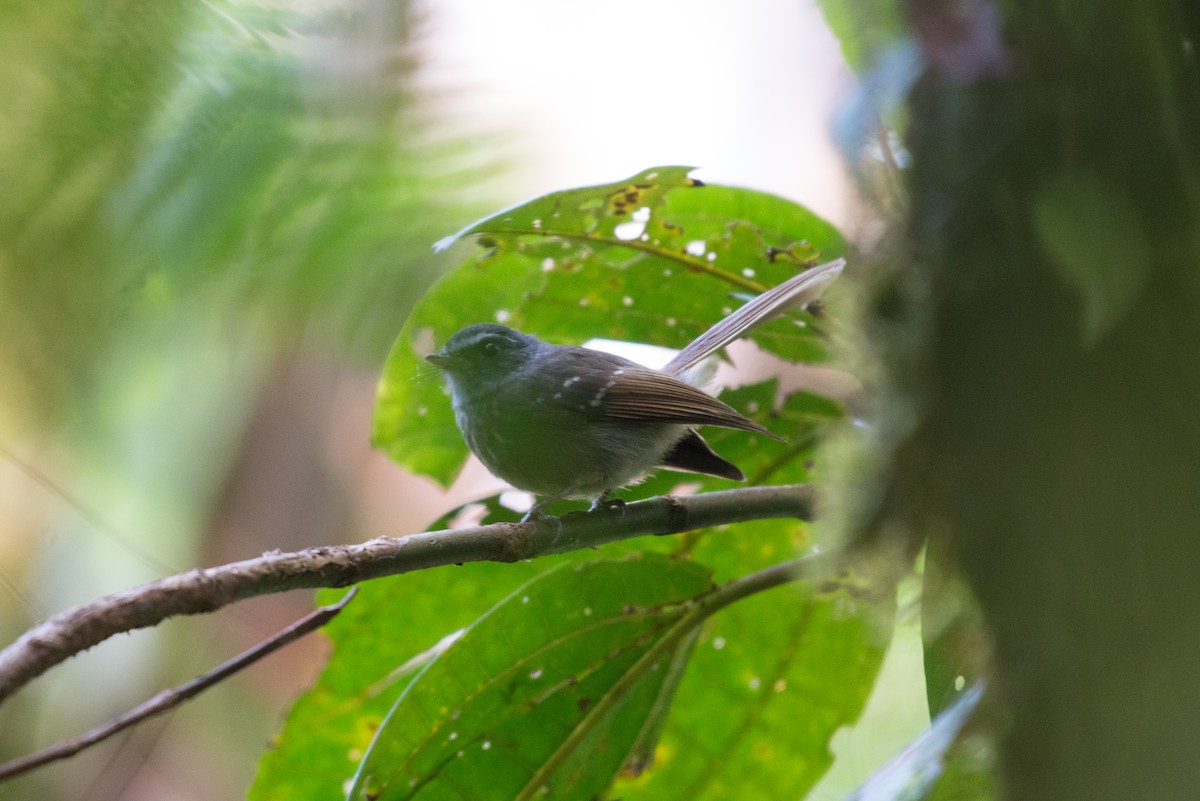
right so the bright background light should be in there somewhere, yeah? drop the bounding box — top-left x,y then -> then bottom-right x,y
424,0 -> 854,226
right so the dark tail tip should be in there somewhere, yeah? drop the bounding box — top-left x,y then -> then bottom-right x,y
659,431 -> 745,481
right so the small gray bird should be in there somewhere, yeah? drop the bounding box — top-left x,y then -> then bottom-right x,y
426,259 -> 843,518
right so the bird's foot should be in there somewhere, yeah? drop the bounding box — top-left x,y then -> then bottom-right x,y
520,500 -> 565,544
519,506 -> 551,524
588,494 -> 626,519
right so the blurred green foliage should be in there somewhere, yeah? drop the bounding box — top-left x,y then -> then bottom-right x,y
816,0 -> 905,73
0,0 -> 484,432
853,2 -> 1200,801
0,1 -> 488,799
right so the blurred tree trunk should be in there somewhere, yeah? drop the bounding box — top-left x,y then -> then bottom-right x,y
889,2 -> 1200,799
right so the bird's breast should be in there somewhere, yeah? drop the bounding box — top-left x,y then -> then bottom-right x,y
450,384 -> 684,498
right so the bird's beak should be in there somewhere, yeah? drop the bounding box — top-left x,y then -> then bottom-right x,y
425,351 -> 453,369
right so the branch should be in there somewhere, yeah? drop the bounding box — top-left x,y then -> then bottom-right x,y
0,484 -> 815,707
0,588 -> 357,782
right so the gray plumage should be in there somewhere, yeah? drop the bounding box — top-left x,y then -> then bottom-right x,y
425,259 -> 843,516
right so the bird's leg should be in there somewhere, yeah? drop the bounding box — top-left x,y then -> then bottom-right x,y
520,473 -> 608,523
519,500 -> 552,524
521,481 -> 586,523
586,491 -> 609,513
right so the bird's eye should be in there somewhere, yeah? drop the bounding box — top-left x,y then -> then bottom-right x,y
481,340 -> 500,356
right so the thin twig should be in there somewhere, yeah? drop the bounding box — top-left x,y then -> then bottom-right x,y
0,484 -> 816,707
0,588 -> 357,782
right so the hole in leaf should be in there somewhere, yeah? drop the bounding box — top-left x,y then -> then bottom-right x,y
614,220 -> 646,240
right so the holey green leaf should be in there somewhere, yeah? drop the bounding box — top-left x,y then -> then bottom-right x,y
613,560 -> 896,800
248,561 -> 554,801
371,166 -> 846,484
346,553 -> 715,801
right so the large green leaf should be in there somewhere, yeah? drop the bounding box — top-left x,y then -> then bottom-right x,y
371,166 -> 846,485
247,562 -> 546,801
346,553 -> 715,801
248,486 -> 642,801
612,572 -> 896,800
253,515 -> 895,801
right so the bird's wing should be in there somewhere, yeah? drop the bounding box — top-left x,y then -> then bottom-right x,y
595,368 -> 783,440
536,346 -> 781,439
